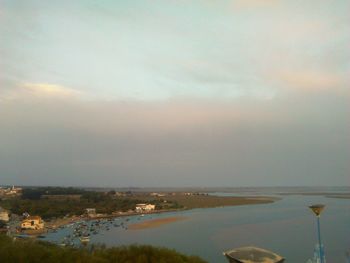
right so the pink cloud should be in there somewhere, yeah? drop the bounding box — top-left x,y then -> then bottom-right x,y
274,70 -> 349,91
232,0 -> 280,9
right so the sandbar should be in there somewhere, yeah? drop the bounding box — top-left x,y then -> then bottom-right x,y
129,216 -> 188,230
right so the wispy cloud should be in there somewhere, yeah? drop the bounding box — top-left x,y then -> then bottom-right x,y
0,0 -> 349,187
232,0 -> 280,9
23,83 -> 82,97
277,70 -> 348,91
1,0 -> 348,101
0,83 -> 83,101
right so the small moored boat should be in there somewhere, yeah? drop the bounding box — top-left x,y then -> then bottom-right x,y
79,235 -> 90,244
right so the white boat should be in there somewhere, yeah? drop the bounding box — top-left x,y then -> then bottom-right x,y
79,235 -> 90,243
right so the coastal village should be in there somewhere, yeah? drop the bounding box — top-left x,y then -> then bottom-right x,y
0,185 -> 202,238
2,185 -> 237,260
0,186 -> 349,262
0,185 -> 22,197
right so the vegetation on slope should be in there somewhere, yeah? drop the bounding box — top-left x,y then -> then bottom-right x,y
126,194 -> 276,209
0,234 -> 207,263
0,187 -> 182,219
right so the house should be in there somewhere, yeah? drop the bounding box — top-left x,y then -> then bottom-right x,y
21,216 -> 44,230
0,207 -> 9,222
7,185 -> 22,195
135,203 -> 156,213
0,185 -> 22,197
150,192 -> 166,197
85,208 -> 96,218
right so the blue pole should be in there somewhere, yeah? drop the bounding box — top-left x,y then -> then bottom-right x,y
317,216 -> 324,263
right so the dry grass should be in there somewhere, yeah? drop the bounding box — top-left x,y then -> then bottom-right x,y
124,194 -> 277,209
164,195 -> 276,209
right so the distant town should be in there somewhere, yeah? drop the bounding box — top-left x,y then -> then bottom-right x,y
0,186 -> 349,262
0,185 -> 22,197
0,185 -> 273,239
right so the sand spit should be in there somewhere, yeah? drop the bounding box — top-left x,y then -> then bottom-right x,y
129,216 -> 188,230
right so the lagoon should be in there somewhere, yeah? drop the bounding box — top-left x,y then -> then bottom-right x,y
45,194 -> 350,262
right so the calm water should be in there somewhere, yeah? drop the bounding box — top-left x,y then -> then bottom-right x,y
45,195 -> 350,263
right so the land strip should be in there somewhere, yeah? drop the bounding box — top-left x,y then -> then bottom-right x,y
121,194 -> 278,209
129,216 -> 188,230
279,192 -> 350,199
1,186 -> 279,236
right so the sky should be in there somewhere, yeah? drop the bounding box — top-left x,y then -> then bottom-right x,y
0,0 -> 349,187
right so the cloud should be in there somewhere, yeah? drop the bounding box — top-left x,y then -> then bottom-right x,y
0,88 -> 349,187
0,83 -> 83,101
232,0 -> 280,9
270,70 -> 349,92
23,83 -> 80,97
23,83 -> 82,98
0,0 -> 349,187
1,0 -> 348,102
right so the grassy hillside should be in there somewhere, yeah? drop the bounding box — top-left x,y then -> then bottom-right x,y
0,187 -> 182,219
0,235 -> 207,263
125,194 -> 277,209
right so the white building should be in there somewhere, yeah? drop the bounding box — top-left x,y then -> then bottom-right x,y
150,192 -> 165,197
0,186 -> 22,197
21,216 -> 44,230
8,185 -> 22,195
135,203 -> 156,213
85,208 -> 97,218
0,207 -> 9,222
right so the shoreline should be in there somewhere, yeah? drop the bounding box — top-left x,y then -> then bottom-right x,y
23,209 -> 187,236
21,195 -> 278,236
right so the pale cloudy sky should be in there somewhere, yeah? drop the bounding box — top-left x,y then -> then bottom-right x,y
0,0 -> 349,187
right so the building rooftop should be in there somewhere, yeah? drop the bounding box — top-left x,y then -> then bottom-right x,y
24,216 -> 42,221
223,246 -> 285,263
